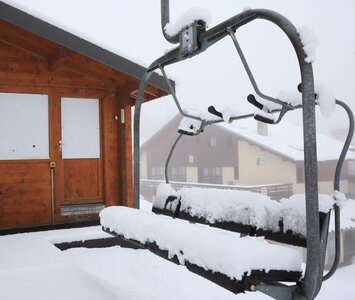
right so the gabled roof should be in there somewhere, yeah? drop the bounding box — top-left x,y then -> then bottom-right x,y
141,114 -> 181,148
219,118 -> 355,162
142,114 -> 355,162
0,1 -> 173,94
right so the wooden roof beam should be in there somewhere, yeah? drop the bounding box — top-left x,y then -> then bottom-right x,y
48,46 -> 67,71
66,50 -> 128,86
129,85 -> 164,103
0,27 -> 47,59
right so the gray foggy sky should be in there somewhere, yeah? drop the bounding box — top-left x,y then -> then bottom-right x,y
5,0 -> 355,142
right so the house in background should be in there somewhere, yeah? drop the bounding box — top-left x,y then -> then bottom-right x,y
0,2 -> 172,230
141,114 -> 355,199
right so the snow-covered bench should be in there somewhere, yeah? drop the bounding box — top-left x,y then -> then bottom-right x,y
153,183 -> 334,247
100,206 -> 303,294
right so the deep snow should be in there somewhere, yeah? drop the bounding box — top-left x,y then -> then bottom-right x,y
0,219 -> 354,299
100,206 -> 302,280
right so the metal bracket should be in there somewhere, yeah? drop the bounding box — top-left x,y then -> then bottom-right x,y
256,282 -> 299,300
180,24 -> 198,56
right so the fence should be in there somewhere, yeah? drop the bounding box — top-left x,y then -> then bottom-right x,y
140,179 -> 293,201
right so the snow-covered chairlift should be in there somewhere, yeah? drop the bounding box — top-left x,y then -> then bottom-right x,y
101,1 -> 354,299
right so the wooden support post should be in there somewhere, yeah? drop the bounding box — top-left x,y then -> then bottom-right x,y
117,82 -> 137,208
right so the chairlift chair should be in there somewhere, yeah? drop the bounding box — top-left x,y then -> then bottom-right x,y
101,1 -> 354,299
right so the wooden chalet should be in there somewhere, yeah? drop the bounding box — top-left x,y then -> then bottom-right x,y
0,2 -> 172,230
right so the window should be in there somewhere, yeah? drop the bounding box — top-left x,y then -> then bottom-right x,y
208,136 -> 217,147
199,167 -> 222,184
150,167 -> 164,180
0,93 -> 49,160
170,167 -> 186,182
61,98 -> 100,159
257,155 -> 267,166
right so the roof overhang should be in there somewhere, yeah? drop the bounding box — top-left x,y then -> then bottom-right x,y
0,1 -> 174,97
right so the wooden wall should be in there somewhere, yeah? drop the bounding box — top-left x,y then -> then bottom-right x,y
0,161 -> 51,228
0,19 -> 144,229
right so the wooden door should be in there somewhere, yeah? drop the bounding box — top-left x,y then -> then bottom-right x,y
55,96 -> 104,221
0,92 -> 51,228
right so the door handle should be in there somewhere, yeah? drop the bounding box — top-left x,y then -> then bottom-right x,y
59,140 -> 62,152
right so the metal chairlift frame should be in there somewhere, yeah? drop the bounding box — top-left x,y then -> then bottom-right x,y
132,1 -> 353,299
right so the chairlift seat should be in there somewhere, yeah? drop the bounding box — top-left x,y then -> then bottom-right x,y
153,184 -> 334,247
100,206 -> 303,294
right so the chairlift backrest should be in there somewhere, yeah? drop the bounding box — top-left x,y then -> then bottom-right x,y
130,1 -> 354,299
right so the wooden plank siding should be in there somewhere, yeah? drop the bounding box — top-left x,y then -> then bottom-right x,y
0,161 -> 51,228
0,19 -> 167,229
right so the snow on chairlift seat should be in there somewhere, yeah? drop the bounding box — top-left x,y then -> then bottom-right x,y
153,183 -> 334,247
100,206 -> 303,294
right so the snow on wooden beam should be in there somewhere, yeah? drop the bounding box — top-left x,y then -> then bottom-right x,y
100,206 -> 302,282
154,184 -> 334,247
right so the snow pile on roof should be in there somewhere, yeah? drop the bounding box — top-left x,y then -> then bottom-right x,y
155,184 -> 334,237
100,206 -> 302,280
218,118 -> 355,161
164,7 -> 212,37
298,26 -> 319,63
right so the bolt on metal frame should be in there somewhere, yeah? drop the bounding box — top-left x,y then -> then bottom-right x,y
133,1 -> 353,299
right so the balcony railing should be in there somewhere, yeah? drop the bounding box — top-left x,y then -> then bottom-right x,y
140,179 -> 293,201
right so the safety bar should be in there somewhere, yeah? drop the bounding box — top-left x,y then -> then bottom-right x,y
135,6 -> 320,300
322,100 -> 354,282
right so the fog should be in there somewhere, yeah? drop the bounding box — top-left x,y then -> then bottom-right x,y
4,0 -> 355,143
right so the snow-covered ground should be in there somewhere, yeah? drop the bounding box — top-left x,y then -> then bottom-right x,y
0,225 -> 354,300
0,199 -> 354,300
